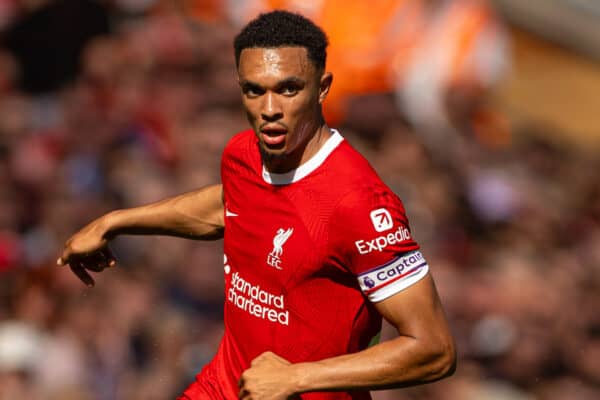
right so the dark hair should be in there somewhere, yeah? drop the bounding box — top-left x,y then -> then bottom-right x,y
233,10 -> 328,70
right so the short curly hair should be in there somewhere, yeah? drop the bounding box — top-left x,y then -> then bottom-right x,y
233,10 -> 328,70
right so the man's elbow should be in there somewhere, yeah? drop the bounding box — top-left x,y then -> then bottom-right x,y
428,336 -> 457,381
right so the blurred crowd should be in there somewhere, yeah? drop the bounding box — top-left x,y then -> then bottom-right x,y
0,1 -> 598,399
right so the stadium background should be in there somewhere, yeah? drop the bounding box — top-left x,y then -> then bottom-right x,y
0,0 -> 599,399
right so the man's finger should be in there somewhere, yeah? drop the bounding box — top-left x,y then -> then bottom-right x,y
70,263 -> 95,287
237,387 -> 249,399
59,248 -> 72,266
77,249 -> 115,272
100,247 -> 117,268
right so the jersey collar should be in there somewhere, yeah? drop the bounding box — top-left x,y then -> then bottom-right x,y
262,129 -> 344,185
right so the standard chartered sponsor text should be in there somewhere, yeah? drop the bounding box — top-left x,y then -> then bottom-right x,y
228,272 -> 289,325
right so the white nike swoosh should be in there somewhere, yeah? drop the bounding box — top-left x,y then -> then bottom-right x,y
225,209 -> 239,217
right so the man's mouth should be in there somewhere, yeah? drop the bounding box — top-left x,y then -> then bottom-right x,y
260,126 -> 288,146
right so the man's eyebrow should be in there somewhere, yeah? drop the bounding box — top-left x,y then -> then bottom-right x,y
239,79 -> 262,89
276,77 -> 306,87
239,77 -> 306,89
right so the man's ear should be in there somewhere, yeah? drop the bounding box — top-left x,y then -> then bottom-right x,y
318,72 -> 333,104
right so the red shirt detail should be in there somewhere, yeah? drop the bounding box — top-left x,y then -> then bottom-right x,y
182,129 -> 420,399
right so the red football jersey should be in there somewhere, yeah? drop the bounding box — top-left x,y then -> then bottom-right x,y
181,129 -> 429,399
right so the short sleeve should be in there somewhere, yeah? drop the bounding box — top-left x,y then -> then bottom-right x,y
329,186 -> 429,302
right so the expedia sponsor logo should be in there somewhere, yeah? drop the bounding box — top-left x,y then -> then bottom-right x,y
370,208 -> 393,232
358,251 -> 426,292
355,225 -> 411,255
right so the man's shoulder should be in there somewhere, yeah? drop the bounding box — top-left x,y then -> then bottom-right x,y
327,138 -> 384,190
224,129 -> 256,154
222,129 -> 257,164
221,129 -> 260,180
325,138 -> 403,213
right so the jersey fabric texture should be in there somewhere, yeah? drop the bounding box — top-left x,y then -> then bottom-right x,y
180,129 -> 429,399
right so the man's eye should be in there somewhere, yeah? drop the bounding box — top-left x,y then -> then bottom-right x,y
280,86 -> 299,96
243,87 -> 264,97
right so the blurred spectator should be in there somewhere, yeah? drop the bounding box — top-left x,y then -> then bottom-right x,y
2,0 -> 110,93
398,0 -> 510,151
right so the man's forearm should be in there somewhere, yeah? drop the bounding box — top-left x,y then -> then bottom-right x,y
291,333 -> 455,393
103,184 -> 224,240
241,275 -> 456,398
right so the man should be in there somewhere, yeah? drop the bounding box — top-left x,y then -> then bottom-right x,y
58,11 -> 456,400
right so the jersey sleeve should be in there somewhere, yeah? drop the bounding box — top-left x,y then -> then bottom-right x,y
329,186 -> 429,302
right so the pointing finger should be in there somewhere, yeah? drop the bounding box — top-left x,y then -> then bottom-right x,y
80,250 -> 112,272
60,246 -> 74,266
70,263 -> 95,287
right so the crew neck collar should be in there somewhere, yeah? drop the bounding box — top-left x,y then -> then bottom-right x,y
262,129 -> 343,185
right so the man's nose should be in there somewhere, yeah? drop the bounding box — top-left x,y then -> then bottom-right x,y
261,92 -> 283,122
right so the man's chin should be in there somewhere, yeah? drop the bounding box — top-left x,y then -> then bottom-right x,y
260,144 -> 292,168
259,142 -> 287,157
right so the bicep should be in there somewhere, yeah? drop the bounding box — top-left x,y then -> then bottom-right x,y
171,184 -> 225,238
200,183 -> 225,228
374,273 -> 451,339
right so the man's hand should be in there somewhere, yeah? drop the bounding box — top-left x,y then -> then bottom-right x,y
238,352 -> 301,400
57,217 -> 116,287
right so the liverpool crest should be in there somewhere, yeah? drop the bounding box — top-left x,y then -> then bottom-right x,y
267,228 -> 293,269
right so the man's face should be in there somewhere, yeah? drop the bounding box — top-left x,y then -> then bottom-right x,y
237,47 -> 329,167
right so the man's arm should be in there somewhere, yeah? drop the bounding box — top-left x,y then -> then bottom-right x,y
58,184 -> 224,286
238,273 -> 456,399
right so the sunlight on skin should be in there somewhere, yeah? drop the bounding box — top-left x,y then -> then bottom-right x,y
238,47 -> 332,173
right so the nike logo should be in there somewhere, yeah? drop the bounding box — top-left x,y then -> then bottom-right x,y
225,209 -> 239,217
